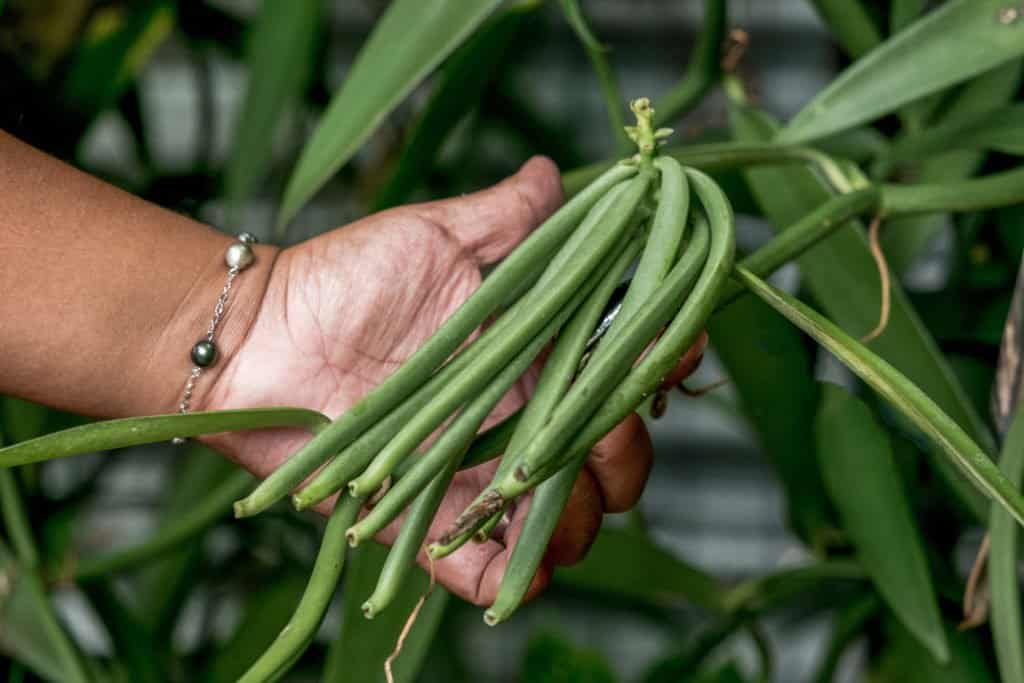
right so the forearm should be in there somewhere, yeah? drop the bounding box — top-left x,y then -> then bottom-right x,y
0,130 -> 278,418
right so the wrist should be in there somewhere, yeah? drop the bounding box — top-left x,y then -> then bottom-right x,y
143,232 -> 279,416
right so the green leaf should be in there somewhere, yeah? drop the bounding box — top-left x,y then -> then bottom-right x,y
780,0 -> 1024,143
323,542 -> 448,683
1,398 -> 49,444
203,572 -> 309,683
553,528 -> 726,613
709,296 -> 833,544
224,0 -> 321,219
730,103 -> 992,519
0,407 -> 328,466
278,0 -> 503,228
372,4 -> 536,210
890,0 -> 926,34
872,619 -> 993,682
62,1 -> 174,118
736,266 -> 1024,529
815,383 -> 947,663
989,409 -> 1024,683
521,631 -> 618,683
887,102 -> 1024,163
0,544 -> 90,683
723,560 -> 866,614
806,0 -> 881,58
881,61 -> 1022,274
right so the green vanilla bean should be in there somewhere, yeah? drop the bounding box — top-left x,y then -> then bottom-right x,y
347,173 -> 652,498
497,167 -> 735,499
445,208 -> 711,550
607,156 -> 690,341
484,155 -> 690,621
301,169 -> 646,509
485,458 -> 584,625
511,187 -> 711,483
361,450 -> 461,619
293,273 -> 565,510
237,493 -> 364,683
0,408 -> 330,467
235,162 -> 637,518
74,470 -> 255,582
431,231 -> 650,558
448,186 -> 879,477
735,267 -> 1024,527
451,413 -> 520,473
348,238 -> 644,545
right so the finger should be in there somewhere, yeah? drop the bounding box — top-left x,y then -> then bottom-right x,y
545,469 -> 604,566
585,412 -> 654,514
416,156 -> 564,265
660,330 -> 708,388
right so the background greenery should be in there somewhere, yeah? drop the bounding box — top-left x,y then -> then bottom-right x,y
0,0 -> 1022,681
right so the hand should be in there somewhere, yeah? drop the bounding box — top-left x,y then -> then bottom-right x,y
201,157 -> 706,605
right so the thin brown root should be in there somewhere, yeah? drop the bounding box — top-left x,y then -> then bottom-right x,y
678,377 -> 730,397
438,490 -> 503,548
385,551 -> 436,683
722,28 -> 749,73
861,214 -> 891,343
960,534 -> 991,631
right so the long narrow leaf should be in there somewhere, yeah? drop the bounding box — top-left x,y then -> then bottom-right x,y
372,4 -> 536,210
709,297 -> 832,544
0,407 -> 328,466
736,266 -> 1024,527
278,0 -> 502,227
0,544 -> 90,683
554,528 -> 727,613
989,410 -> 1024,683
780,0 -> 1024,143
806,0 -> 881,58
881,61 -> 1022,273
224,0 -> 320,219
816,383 -> 947,662
731,103 -> 992,518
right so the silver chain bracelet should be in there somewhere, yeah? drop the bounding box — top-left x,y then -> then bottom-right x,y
172,232 -> 258,444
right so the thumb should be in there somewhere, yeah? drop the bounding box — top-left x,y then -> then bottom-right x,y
416,156 -> 564,265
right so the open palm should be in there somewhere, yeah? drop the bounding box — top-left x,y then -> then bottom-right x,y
201,158 -> 704,605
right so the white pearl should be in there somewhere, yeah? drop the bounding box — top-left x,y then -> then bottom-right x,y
225,242 -> 254,270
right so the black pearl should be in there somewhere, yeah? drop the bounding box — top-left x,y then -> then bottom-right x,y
191,340 -> 217,367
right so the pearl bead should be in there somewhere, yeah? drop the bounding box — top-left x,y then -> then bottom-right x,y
191,340 -> 218,367
225,242 -> 254,270
238,232 -> 258,245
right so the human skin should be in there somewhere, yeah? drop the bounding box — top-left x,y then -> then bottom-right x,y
0,130 -> 705,605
